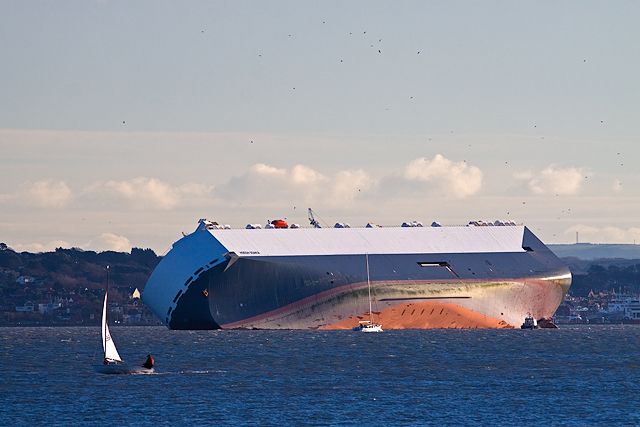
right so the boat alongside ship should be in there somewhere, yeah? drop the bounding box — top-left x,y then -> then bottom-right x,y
142,217 -> 572,330
352,253 -> 383,333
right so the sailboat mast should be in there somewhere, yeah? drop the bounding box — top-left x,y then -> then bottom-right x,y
366,254 -> 373,322
104,265 -> 109,360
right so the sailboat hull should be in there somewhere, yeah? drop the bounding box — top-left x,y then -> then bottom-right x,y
354,324 -> 383,332
95,364 -> 155,375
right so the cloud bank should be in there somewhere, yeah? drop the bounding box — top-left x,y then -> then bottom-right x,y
23,180 -> 73,208
88,177 -> 213,209
216,163 -> 373,207
517,165 -> 586,195
403,154 -> 483,198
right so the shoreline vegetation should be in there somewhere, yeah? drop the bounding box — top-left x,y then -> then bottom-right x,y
0,244 -> 160,327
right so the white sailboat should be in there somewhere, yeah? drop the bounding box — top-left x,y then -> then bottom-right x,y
96,266 -> 154,374
96,266 -> 126,374
102,286 -> 123,365
354,253 -> 383,333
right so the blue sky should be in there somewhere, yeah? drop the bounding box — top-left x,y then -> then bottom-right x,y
1,1 -> 639,252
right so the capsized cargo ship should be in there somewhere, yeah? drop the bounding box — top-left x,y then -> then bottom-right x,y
142,218 -> 571,330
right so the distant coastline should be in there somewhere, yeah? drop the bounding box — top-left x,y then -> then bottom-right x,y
549,243 -> 640,260
3,243 -> 640,327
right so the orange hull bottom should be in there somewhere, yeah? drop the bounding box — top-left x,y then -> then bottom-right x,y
320,301 -> 514,330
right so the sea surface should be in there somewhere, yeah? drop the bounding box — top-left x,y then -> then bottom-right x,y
1,325 -> 639,426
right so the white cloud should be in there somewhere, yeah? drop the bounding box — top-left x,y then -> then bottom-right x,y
403,154 -> 483,198
522,165 -> 585,195
11,233 -> 133,253
216,163 -> 371,208
12,240 -> 71,253
223,163 -> 304,198
91,233 -> 133,252
251,163 -> 287,177
291,164 -> 328,186
92,177 -> 212,210
331,170 -> 373,203
249,163 -> 328,186
23,180 -> 72,208
103,177 -> 178,209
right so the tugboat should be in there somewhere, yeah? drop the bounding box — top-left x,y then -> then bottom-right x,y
520,314 -> 538,329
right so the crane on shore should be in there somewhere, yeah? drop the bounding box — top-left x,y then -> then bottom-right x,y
307,208 -> 322,228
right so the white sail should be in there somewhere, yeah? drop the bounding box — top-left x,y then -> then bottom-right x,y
102,291 -> 122,363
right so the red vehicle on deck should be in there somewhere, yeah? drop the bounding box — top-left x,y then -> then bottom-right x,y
271,219 -> 289,229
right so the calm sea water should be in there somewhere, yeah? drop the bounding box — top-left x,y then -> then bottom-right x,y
1,325 -> 639,426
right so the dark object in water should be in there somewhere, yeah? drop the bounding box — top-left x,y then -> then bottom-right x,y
537,318 -> 558,329
143,354 -> 154,369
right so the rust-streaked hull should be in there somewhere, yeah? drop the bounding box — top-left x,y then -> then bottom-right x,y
143,224 -> 571,330
220,275 -> 571,330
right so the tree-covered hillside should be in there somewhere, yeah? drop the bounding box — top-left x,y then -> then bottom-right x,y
563,257 -> 640,297
0,244 -> 160,325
